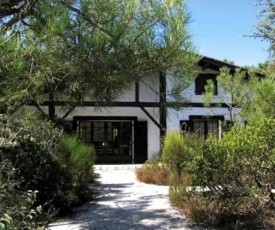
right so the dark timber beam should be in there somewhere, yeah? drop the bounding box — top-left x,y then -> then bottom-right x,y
135,80 -> 139,103
159,71 -> 167,137
48,92 -> 55,120
140,107 -> 163,130
33,102 -> 46,115
30,101 -> 161,107
29,101 -> 236,108
61,106 -> 76,120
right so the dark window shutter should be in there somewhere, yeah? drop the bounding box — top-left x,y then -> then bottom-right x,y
195,75 -> 206,95
195,74 -> 218,95
134,121 -> 147,163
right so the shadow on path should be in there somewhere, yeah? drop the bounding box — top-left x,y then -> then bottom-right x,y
49,170 -> 201,230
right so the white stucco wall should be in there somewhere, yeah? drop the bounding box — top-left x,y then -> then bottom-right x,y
114,74 -> 160,103
115,81 -> 135,102
166,66 -> 229,104
139,74 -> 159,102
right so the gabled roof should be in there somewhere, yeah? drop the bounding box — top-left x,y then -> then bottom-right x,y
198,56 -> 243,72
197,56 -> 264,77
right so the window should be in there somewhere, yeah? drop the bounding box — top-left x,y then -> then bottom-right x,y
193,120 -> 220,139
77,120 -> 132,155
180,116 -> 224,139
93,122 -> 108,142
195,74 -> 217,95
79,121 -> 92,143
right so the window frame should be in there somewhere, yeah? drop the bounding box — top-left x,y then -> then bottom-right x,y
180,115 -> 224,139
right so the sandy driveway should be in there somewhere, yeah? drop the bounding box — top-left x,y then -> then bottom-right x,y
49,166 -> 201,230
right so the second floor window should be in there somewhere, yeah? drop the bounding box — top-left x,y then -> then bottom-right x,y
195,74 -> 218,95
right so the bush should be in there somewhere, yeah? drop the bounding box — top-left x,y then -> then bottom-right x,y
0,111 -> 62,152
162,132 -> 185,176
56,135 -> 96,199
0,158 -> 48,230
172,119 -> 275,229
135,158 -> 169,185
162,131 -> 203,178
1,137 -> 72,212
0,112 -> 96,215
0,112 -> 74,210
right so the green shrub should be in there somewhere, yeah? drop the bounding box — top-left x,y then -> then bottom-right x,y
57,135 -> 96,197
162,131 -> 185,175
0,158 -> 48,230
0,112 -> 96,219
1,139 -> 72,212
0,112 -> 75,210
5,111 -> 63,152
196,120 -> 275,210
1,113 -> 84,213
162,131 -> 203,177
174,119 -> 275,228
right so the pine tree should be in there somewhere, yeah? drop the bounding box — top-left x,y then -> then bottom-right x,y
254,0 -> 275,58
0,0 -> 199,119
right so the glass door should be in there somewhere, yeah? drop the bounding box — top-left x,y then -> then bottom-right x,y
78,120 -> 133,163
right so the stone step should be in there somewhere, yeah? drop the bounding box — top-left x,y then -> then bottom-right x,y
94,164 -> 143,171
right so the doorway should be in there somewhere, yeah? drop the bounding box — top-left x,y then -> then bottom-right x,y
74,116 -> 148,164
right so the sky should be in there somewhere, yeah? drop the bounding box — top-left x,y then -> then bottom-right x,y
185,0 -> 270,67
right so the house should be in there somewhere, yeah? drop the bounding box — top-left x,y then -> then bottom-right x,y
33,56 -> 248,164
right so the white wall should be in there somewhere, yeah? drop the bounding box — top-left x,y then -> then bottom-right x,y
166,66 -> 229,104
139,74 -> 159,102
115,81 -> 135,102
114,74 -> 160,103
167,106 -> 242,132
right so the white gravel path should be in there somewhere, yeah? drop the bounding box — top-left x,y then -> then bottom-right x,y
48,166 -> 202,230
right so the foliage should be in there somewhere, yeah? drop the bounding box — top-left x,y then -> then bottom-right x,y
12,111 -> 63,151
0,111 -> 96,215
1,132 -> 72,212
0,112 -> 71,208
254,0 -> 275,58
203,62 -> 275,123
57,134 -> 96,196
161,131 -> 203,177
203,67 -> 256,123
171,119 -> 275,228
222,59 -> 234,64
254,60 -> 274,74
0,0 -> 199,118
162,131 -> 185,175
135,158 -> 169,185
0,158 -> 48,230
248,69 -> 275,120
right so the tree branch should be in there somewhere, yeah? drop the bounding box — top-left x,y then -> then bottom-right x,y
60,1 -> 114,39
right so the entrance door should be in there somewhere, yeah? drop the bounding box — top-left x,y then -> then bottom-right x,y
78,120 -> 133,163
134,121 -> 148,163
